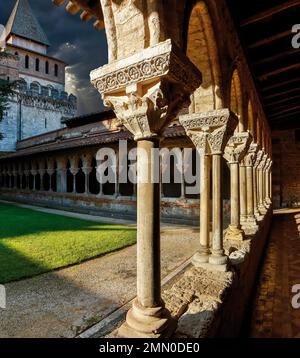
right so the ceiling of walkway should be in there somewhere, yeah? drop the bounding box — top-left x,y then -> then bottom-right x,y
228,0 -> 300,130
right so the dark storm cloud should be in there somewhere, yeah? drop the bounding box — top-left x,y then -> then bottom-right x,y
0,0 -> 108,115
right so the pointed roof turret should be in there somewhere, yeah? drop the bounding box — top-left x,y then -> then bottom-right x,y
5,0 -> 50,47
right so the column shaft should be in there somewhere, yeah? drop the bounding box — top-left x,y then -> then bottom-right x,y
240,165 -> 247,223
230,162 -> 240,228
209,154 -> 227,265
136,140 -> 161,307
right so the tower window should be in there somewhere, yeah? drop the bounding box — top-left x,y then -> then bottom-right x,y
54,64 -> 58,77
25,55 -> 29,69
45,61 -> 49,74
35,58 -> 40,71
14,52 -> 18,56
45,118 -> 47,129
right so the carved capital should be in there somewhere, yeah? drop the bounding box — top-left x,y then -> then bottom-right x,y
179,109 -> 239,155
82,167 -> 93,175
243,143 -> 258,167
224,132 -> 252,164
254,150 -> 263,168
258,154 -> 268,170
91,39 -> 202,140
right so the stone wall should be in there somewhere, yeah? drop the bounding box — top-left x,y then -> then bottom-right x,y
272,128 -> 300,208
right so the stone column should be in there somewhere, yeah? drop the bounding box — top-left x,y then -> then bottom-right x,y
47,169 -> 55,192
70,168 -> 79,194
253,150 -> 263,219
263,158 -> 270,207
180,151 -> 186,199
269,161 -> 273,203
31,170 -> 37,190
179,109 -> 238,269
91,39 -> 202,338
57,158 -> 68,193
258,153 -> 268,215
239,162 -> 247,225
243,143 -> 259,234
266,160 -> 273,204
39,169 -> 45,191
114,153 -> 119,197
223,132 -> 251,241
82,167 -> 92,195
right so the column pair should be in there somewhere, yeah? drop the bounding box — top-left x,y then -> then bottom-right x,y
91,39 -> 202,338
242,143 -> 260,234
223,132 -> 251,241
179,110 -> 238,269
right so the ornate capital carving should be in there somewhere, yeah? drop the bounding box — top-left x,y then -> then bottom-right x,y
254,149 -> 263,168
91,39 -> 202,141
243,143 -> 258,167
258,154 -> 268,170
224,132 -> 252,164
179,109 -> 239,155
91,39 -> 201,96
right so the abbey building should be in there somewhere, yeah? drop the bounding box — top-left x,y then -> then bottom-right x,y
0,0 -> 77,152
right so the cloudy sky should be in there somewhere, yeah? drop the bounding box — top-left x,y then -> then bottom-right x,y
0,0 -> 108,115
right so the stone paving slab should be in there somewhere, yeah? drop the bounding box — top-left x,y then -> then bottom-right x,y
250,208 -> 300,338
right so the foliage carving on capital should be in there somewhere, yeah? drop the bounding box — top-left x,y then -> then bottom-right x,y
179,109 -> 239,155
258,154 -> 268,170
254,150 -> 263,168
243,143 -> 258,167
224,132 -> 252,164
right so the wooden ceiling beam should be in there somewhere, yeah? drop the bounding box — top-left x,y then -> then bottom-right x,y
264,87 -> 300,100
253,49 -> 299,66
265,94 -> 300,107
241,0 -> 300,27
258,63 -> 300,81
261,77 -> 300,92
249,30 -> 291,49
268,105 -> 300,119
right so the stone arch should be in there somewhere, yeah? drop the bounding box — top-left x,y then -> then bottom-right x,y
256,116 -> 262,147
247,99 -> 256,142
30,81 -> 40,96
230,68 -> 244,132
186,1 -> 222,112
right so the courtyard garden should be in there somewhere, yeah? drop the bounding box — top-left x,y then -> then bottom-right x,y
0,203 -> 136,284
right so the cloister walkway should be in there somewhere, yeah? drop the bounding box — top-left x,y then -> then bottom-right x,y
0,201 -> 198,338
250,208 -> 300,338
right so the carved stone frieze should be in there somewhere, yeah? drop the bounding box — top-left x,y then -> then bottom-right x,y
91,39 -> 201,96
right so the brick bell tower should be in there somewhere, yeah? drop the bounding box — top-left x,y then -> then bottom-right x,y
0,0 -> 77,152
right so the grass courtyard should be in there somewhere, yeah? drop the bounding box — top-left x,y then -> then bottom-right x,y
0,203 -> 136,284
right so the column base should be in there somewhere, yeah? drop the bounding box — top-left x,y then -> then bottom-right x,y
192,249 -> 210,266
224,225 -> 245,241
117,298 -> 177,338
208,250 -> 228,267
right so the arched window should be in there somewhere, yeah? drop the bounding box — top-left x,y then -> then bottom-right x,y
14,51 -> 18,56
25,55 -> 29,69
45,61 -> 49,74
54,64 -> 58,77
35,58 -> 40,72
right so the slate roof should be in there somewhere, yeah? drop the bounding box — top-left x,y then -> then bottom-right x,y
5,0 -> 50,47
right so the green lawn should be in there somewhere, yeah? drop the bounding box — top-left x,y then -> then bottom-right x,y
0,203 -> 136,283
